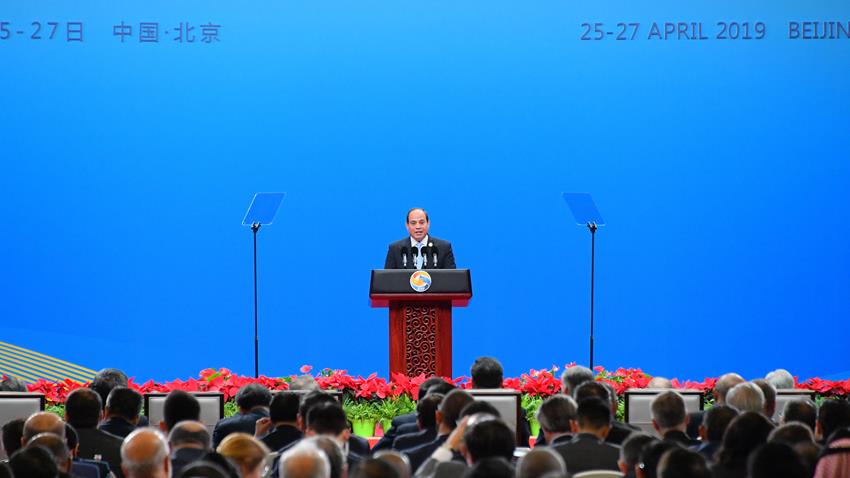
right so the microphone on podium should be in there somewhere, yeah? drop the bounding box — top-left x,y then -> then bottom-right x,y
401,247 -> 409,268
430,243 -> 438,268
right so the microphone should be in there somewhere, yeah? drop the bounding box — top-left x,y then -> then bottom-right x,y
401,247 -> 408,268
430,243 -> 438,268
422,246 -> 428,268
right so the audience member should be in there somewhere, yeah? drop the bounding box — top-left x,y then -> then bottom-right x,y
765,369 -> 795,390
168,420 -> 212,477
100,387 -> 143,438
65,388 -> 124,478
256,392 -> 303,452
813,427 -> 850,478
536,395 -> 576,446
373,378 -> 449,452
573,381 -> 632,445
279,441 -> 331,478
711,412 -> 774,478
781,398 -> 817,431
306,402 -> 363,469
751,379 -> 777,418
294,391 -> 371,458
469,356 -> 531,446
516,447 -> 566,478
816,398 -> 850,444
651,391 -> 699,446
636,440 -> 679,478
373,450 -> 411,478
462,457 -> 513,478
9,445 -> 58,478
551,397 -> 620,474
393,394 -> 442,451
162,390 -> 201,432
560,366 -> 594,397
647,377 -> 673,389
657,447 -> 710,478
696,405 -> 737,463
0,376 -> 27,392
212,384 -> 272,447
177,460 -> 231,478
90,369 -> 130,407
2,418 -> 25,458
403,389 -> 473,473
351,458 -> 400,478
687,373 -> 743,438
26,433 -> 72,477
618,433 -> 654,478
311,436 -> 348,478
600,381 -> 641,442
290,375 -> 320,392
725,382 -> 765,414
217,432 -> 270,478
747,442 -> 808,478
22,412 -> 65,445
120,428 -> 170,478
198,451 -> 241,478
768,422 -> 816,447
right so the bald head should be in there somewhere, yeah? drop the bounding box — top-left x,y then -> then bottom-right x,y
121,428 -> 170,478
517,447 -> 566,478
280,442 -> 331,478
715,373 -> 745,404
22,412 -> 65,445
168,420 -> 211,450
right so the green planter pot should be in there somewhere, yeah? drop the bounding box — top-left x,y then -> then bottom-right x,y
380,419 -> 393,435
529,419 -> 541,438
352,419 -> 377,438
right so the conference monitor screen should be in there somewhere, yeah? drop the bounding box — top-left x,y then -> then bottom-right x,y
0,392 -> 46,459
144,392 -> 224,433
624,389 -> 705,436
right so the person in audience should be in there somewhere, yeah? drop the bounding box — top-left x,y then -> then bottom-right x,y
765,369 -> 795,390
657,447 -> 710,478
636,440 -> 679,478
255,391 -> 304,452
279,441 -> 331,478
463,457 -> 513,478
168,420 -> 212,477
647,377 -> 673,389
162,390 -> 201,432
310,436 -> 348,478
711,412 -> 774,478
2,418 -> 25,458
9,445 -> 58,478
22,412 -> 65,445
199,451 -> 241,478
813,427 -> 850,478
290,375 -> 321,392
404,389 -> 473,473
600,381 -> 641,438
747,442 -> 807,478
306,402 -> 364,469
768,422 -> 817,447
26,433 -> 73,478
536,395 -> 576,447
293,391 -> 371,458
560,366 -> 594,397
573,381 -> 632,445
618,433 -> 654,478
212,384 -> 272,447
90,369 -> 130,407
0,376 -> 27,392
352,458 -> 400,478
121,428 -> 171,478
178,460 -> 231,478
696,406 -> 738,463
374,450 -> 411,478
100,387 -> 143,438
725,382 -> 765,414
516,447 -> 566,478
415,414 -> 515,478
65,387 -> 125,478
551,397 -> 620,474
393,394 -> 443,451
751,380 -> 777,419
687,373 -> 744,438
217,432 -> 270,478
816,398 -> 850,445
651,391 -> 699,447
781,398 -> 817,431
373,378 -> 449,452
469,357 -> 531,446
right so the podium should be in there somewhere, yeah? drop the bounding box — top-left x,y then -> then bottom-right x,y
370,269 -> 472,378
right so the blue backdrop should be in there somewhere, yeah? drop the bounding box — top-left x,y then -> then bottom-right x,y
2,0 -> 848,382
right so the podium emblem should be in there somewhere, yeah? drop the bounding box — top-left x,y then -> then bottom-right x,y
409,271 -> 432,292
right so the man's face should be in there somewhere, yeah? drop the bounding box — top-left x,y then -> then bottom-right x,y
406,209 -> 430,242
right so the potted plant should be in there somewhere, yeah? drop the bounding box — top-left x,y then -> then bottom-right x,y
374,395 -> 415,435
343,398 -> 380,437
522,395 -> 543,437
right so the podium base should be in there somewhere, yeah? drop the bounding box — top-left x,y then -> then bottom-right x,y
389,301 -> 452,378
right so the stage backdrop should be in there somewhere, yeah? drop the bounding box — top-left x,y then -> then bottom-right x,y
2,0 -> 848,383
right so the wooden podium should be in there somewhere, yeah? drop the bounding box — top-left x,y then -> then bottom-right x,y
370,269 -> 472,378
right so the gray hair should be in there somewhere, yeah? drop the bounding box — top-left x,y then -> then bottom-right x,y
290,375 -> 320,392
714,373 -> 745,404
373,450 -> 411,478
26,432 -> 70,468
765,369 -> 795,390
121,428 -> 169,477
517,447 -> 566,478
726,382 -> 765,413
536,395 -> 577,434
561,366 -> 594,396
168,420 -> 211,449
280,441 -> 331,478
650,391 -> 687,429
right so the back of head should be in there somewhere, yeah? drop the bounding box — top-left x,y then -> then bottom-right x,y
647,377 -> 673,389
657,448 -> 709,478
373,450 -> 411,478
306,402 -> 347,436
290,375 -> 320,392
270,392 -> 301,423
169,420 -> 212,450
305,436 -> 346,478
438,390 -> 474,430
350,458 -> 400,478
726,382 -> 765,414
717,412 -> 774,467
10,445 -> 58,478
782,398 -> 817,430
463,418 -> 515,463
177,460 -> 230,478
121,428 -> 170,478
576,397 -> 611,431
164,390 -> 201,431
2,418 -> 25,457
714,373 -> 745,404
459,401 -> 500,421
561,366 -> 593,396
765,369 -> 795,390
638,441 -> 680,478
463,457 -> 513,478
574,381 -> 610,405
747,442 -> 807,478
470,357 -> 503,389
198,452 -> 240,478
26,433 -> 70,470
23,412 -> 65,444
0,376 -> 27,392
415,394 -> 443,429
424,381 -> 455,397
751,379 -> 777,416
621,434 -> 655,470
279,441 -> 331,478
536,395 -> 577,434
235,384 -> 272,412
90,368 -> 129,406
650,391 -> 687,430
818,399 -> 850,443
703,405 -> 738,443
768,423 -> 815,446
299,391 -> 337,421
65,388 -> 102,429
418,377 -> 449,401
216,432 -> 269,473
517,447 -> 566,478
106,387 -> 143,422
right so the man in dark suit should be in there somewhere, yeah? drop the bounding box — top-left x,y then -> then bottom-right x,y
695,406 -> 738,463
469,357 -> 532,446
394,393 -> 443,451
385,208 -> 456,269
373,377 -> 453,452
255,392 -> 303,452
552,397 -> 621,474
536,395 -> 576,447
574,381 -> 635,446
99,387 -> 142,438
404,389 -> 474,473
65,388 -> 125,478
212,383 -> 271,448
167,420 -> 211,477
160,390 -> 201,433
651,391 -> 700,447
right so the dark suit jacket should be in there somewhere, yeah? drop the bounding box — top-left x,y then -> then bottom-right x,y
551,433 -> 620,475
405,434 -> 449,474
394,427 -> 437,451
212,408 -> 269,448
697,441 -> 721,463
261,424 -> 303,452
171,447 -> 207,477
349,434 -> 372,457
688,411 -> 704,439
664,430 -> 701,447
606,421 -> 638,446
98,417 -> 137,439
373,413 -> 417,452
75,427 -> 124,478
384,236 -> 456,269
